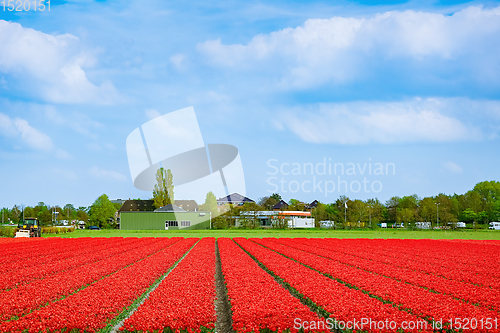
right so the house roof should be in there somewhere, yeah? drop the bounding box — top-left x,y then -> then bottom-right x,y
307,200 -> 319,208
154,204 -> 186,212
118,199 -> 198,213
217,193 -> 254,204
174,200 -> 198,212
277,211 -> 312,217
118,200 -> 155,213
273,200 -> 289,210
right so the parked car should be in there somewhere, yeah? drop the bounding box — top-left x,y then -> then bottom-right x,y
88,226 -> 101,230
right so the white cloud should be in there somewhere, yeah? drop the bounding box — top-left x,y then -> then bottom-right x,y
89,166 -> 127,182
12,118 -> 54,151
279,98 -> 483,144
0,112 -> 17,137
0,112 -> 73,159
198,6 -> 500,89
0,20 -> 119,104
443,161 -> 463,174
44,108 -> 103,138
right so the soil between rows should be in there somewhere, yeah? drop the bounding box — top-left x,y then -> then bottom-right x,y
215,240 -> 235,333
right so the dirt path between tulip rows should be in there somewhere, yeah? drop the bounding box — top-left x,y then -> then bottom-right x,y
215,240 -> 235,333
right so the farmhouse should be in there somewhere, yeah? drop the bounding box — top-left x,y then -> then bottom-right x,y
272,200 -> 288,211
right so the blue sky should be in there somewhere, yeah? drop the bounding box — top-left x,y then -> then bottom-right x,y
1,0 -> 499,208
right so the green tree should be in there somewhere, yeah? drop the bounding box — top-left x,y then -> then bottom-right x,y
477,211 -> 489,224
397,195 -> 419,228
288,199 -> 306,211
313,202 -> 327,227
462,190 -> 485,213
461,208 -> 477,223
0,208 -> 9,224
491,200 -> 500,222
88,194 -> 117,229
435,193 -> 458,225
153,168 -> 174,209
385,196 -> 400,223
348,199 -> 367,227
270,193 -> 282,201
63,204 -> 76,220
200,191 -> 218,215
24,206 -> 35,219
257,196 -> 279,210
417,197 -> 433,223
399,195 -> 419,210
335,195 -> 350,228
76,207 -> 89,223
37,208 -> 51,226
397,208 -> 416,228
11,205 -> 21,222
365,198 -> 385,228
473,181 -> 500,203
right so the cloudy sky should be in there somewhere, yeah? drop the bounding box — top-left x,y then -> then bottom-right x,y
1,0 -> 499,208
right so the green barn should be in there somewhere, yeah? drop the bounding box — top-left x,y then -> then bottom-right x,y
119,203 -> 211,230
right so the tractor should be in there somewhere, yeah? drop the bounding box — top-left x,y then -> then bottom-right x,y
15,218 -> 42,238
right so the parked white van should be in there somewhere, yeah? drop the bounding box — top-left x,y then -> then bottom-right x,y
489,222 -> 500,230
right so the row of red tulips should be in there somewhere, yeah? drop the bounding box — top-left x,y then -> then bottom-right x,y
0,238 -> 145,291
317,238 -> 500,288
121,238 -> 217,332
257,238 -> 500,332
0,237 -> 80,269
0,238 -> 196,332
375,239 -> 500,271
235,238 -> 426,333
219,238 -> 323,333
0,238 -> 179,321
281,237 -> 500,312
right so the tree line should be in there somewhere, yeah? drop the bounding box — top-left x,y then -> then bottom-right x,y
0,194 -> 121,229
213,181 -> 500,229
2,179 -> 499,230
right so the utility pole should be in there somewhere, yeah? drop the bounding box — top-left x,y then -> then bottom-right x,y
435,203 -> 440,228
369,208 -> 372,227
344,201 -> 347,226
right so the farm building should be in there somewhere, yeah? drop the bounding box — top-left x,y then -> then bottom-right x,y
120,204 -> 210,230
235,211 -> 314,228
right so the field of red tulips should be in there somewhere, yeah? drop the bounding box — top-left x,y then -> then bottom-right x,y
0,237 -> 499,332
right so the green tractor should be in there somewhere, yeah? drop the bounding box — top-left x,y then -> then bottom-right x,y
15,218 -> 42,238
